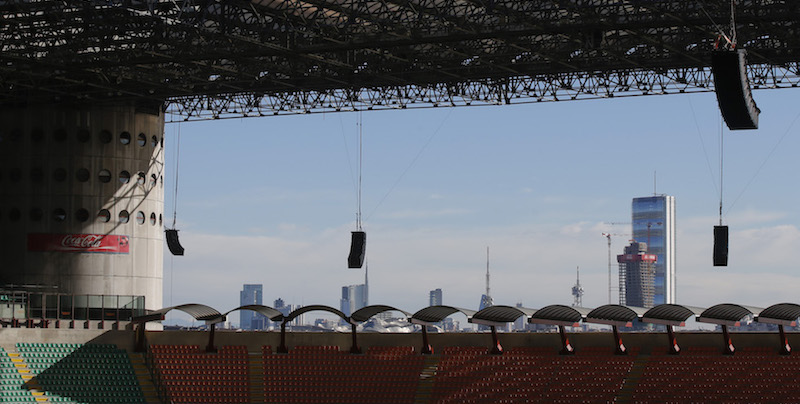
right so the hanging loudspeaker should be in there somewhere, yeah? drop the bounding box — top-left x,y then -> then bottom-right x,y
713,225 -> 728,267
348,231 -> 366,268
165,229 -> 185,256
711,49 -> 760,130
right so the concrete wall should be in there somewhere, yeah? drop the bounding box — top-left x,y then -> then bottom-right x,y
0,103 -> 164,310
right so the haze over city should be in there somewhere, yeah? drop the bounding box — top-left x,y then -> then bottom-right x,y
162,89 -> 800,326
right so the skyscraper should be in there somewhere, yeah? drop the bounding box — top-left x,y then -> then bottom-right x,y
340,266 -> 369,317
617,241 -> 657,308
631,195 -> 676,304
429,288 -> 443,306
239,284 -> 265,330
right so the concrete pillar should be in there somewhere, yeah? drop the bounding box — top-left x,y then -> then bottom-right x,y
0,103 -> 164,311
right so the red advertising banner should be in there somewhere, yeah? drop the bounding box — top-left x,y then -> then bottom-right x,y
27,233 -> 130,254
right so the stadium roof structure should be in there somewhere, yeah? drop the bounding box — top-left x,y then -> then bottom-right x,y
410,305 -> 477,325
529,304 -> 590,327
224,304 -> 286,323
350,304 -> 411,323
411,305 -> 477,354
2,1 -> 800,120
132,301 -> 800,355
586,305 -> 647,327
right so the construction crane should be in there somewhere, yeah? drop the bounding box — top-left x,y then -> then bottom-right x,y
602,232 -> 630,304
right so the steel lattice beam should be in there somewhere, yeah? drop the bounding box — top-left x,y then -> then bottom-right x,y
1,0 -> 799,120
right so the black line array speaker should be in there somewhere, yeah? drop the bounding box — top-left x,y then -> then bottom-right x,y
165,229 -> 185,256
713,225 -> 728,267
348,231 -> 366,268
712,49 -> 760,130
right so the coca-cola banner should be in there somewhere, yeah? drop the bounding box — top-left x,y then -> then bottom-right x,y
27,233 -> 130,254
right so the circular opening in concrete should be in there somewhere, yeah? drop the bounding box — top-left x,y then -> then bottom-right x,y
100,130 -> 112,144
99,169 -> 111,183
77,128 -> 91,143
150,173 -> 157,188
9,208 -> 21,222
76,209 -> 89,223
53,168 -> 67,182
29,208 -> 43,222
76,168 -> 90,182
54,128 -> 68,142
98,209 -> 111,223
119,170 -> 130,184
53,208 -> 67,222
150,212 -> 157,226
137,133 -> 147,147
137,172 -> 145,185
119,210 -> 130,223
151,135 -> 158,147
120,131 -> 131,145
136,211 -> 145,225
159,214 -> 163,226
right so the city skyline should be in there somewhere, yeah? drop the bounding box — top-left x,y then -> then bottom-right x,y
161,89 -> 800,327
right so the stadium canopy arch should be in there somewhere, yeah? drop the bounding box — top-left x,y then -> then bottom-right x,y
224,305 -> 285,323
132,303 -> 223,352
411,306 -> 477,355
586,305 -> 648,355
697,303 -> 764,355
278,305 -> 348,354
642,304 -> 705,355
756,303 -> 800,355
349,305 -> 412,354
529,305 -> 591,355
470,305 -> 537,355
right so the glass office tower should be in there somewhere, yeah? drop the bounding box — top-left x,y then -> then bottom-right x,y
239,284 -> 264,330
631,195 -> 676,305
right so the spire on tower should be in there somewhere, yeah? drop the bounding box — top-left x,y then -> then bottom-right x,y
486,246 -> 491,298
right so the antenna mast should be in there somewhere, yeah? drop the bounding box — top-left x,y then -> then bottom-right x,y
485,246 -> 490,298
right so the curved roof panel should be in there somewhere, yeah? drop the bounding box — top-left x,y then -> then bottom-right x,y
529,305 -> 590,327
757,303 -> 800,326
586,305 -> 646,327
697,304 -> 762,326
284,305 -> 347,323
137,303 -> 223,323
225,305 -> 285,322
411,306 -> 477,325
642,304 -> 704,326
471,305 -> 537,326
350,305 -> 411,323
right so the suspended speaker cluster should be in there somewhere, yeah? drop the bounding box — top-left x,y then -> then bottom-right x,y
711,49 -> 760,130
348,231 -> 366,268
165,229 -> 185,256
713,225 -> 728,267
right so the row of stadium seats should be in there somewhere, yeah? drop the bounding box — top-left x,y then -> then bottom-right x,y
149,344 -> 249,403
260,345 -> 423,404
12,342 -> 146,404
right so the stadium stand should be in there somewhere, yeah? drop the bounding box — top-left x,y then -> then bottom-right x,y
16,342 -> 145,404
262,345 -> 423,404
148,344 -> 249,403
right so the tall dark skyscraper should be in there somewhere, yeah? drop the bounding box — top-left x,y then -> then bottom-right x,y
617,241 -> 657,308
631,195 -> 676,304
429,288 -> 443,306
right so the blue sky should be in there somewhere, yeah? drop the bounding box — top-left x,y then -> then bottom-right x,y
162,88 -> 800,327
